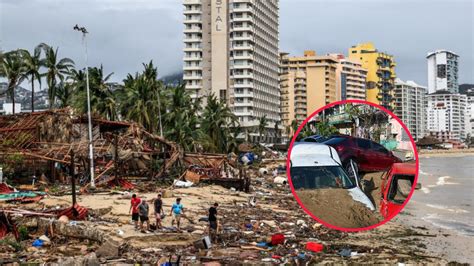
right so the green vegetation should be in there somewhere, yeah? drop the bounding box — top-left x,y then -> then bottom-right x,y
0,44 -> 242,154
18,226 -> 29,241
0,238 -> 24,252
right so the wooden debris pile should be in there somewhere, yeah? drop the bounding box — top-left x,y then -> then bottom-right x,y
0,109 -> 180,184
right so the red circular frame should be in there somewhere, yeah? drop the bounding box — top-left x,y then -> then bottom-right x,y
286,99 -> 419,232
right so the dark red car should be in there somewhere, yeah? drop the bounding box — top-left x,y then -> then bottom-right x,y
380,163 -> 416,218
322,135 -> 402,175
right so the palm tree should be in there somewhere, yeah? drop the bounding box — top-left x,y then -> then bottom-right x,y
1,50 -> 26,114
274,120 -> 280,144
73,65 -> 116,120
201,94 -> 240,153
21,45 -> 43,112
258,115 -> 268,143
162,84 -> 202,151
55,81 -> 75,108
40,43 -> 74,108
118,62 -> 164,133
0,50 -> 5,77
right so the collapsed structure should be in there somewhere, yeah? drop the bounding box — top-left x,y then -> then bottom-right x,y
0,109 -> 247,191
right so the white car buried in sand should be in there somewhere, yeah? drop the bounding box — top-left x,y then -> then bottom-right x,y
290,143 -> 375,211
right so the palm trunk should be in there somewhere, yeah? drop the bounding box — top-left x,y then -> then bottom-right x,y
12,89 -> 15,114
31,75 -> 35,112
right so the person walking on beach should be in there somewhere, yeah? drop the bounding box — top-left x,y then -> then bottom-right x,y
138,199 -> 150,233
170,198 -> 184,231
208,202 -> 219,243
129,194 -> 141,229
153,193 -> 164,229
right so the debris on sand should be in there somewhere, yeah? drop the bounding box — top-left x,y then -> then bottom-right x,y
296,188 -> 383,228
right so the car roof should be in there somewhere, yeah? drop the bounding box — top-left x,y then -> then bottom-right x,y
290,143 -> 342,166
291,154 -> 340,167
391,163 -> 417,175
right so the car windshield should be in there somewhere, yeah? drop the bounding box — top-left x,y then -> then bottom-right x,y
290,165 -> 356,189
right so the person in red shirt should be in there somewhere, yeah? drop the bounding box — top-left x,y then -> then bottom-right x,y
129,194 -> 141,229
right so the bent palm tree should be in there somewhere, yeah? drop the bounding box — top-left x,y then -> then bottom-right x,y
21,46 -> 43,112
40,43 -> 74,108
73,65 -> 116,120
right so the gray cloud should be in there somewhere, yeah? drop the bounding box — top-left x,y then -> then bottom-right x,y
1,0 -> 473,85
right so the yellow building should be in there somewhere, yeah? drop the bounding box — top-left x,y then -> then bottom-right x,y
348,42 -> 396,110
280,50 -> 338,132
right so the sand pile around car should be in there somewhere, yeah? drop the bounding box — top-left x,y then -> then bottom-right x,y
296,188 -> 383,228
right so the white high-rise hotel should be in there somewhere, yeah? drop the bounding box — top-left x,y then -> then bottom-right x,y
426,50 -> 466,142
393,79 -> 427,141
427,50 -> 459,94
183,0 -> 280,140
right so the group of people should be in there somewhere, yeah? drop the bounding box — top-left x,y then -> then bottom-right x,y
128,193 -> 220,242
129,193 -> 185,232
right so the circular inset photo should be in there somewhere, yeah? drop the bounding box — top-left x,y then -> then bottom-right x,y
287,100 -> 419,231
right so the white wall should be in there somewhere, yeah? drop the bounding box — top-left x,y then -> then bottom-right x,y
2,103 -> 21,114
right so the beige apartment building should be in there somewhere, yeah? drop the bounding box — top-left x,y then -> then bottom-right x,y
280,51 -> 338,127
331,54 -> 367,101
280,51 -> 354,132
183,0 -> 280,141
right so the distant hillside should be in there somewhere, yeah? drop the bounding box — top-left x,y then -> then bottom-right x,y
459,84 -> 474,95
160,72 -> 183,86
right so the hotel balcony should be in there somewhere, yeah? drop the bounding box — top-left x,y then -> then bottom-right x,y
184,36 -> 202,43
233,82 -> 254,88
232,6 -> 252,13
184,18 -> 201,24
232,26 -> 254,32
184,46 -> 202,52
183,65 -> 202,71
183,8 -> 202,15
184,28 -> 202,34
232,73 -> 254,79
185,83 -> 202,90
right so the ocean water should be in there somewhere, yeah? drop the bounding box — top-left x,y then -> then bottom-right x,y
406,155 -> 474,236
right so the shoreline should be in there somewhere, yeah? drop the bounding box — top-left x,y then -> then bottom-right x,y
418,149 -> 474,158
395,209 -> 474,264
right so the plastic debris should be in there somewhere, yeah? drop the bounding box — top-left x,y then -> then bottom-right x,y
273,176 -> 287,184
173,180 -> 194,188
32,239 -> 44,247
306,242 -> 324,253
270,234 -> 285,245
339,248 -> 352,257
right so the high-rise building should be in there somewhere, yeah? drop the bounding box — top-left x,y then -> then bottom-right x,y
279,51 -> 338,130
393,78 -> 427,141
349,42 -> 396,110
331,54 -> 367,101
427,50 -> 459,94
183,0 -> 280,141
464,92 -> 474,137
427,92 -> 466,141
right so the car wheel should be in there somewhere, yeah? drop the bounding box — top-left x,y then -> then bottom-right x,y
397,179 -> 412,197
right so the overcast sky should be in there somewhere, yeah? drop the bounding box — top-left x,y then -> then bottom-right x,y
1,0 -> 473,85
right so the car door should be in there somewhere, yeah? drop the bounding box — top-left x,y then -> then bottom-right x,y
370,141 -> 393,170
